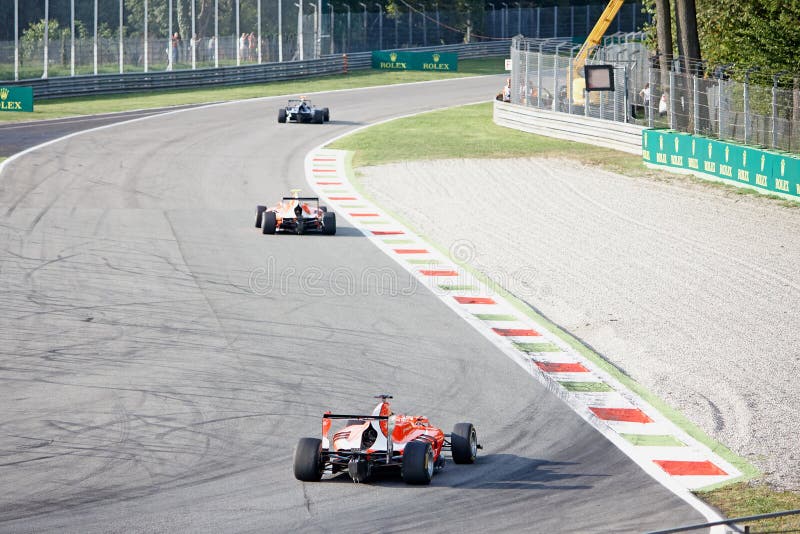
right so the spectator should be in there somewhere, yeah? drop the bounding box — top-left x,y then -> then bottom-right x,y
248,32 -> 256,61
502,77 -> 511,102
208,36 -> 216,62
659,92 -> 668,116
171,32 -> 181,65
190,34 -> 200,63
639,83 -> 651,106
239,33 -> 248,62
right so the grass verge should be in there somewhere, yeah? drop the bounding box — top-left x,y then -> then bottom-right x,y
0,57 -> 505,123
329,101 -> 800,521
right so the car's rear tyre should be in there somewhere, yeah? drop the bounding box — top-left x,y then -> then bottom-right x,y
451,423 -> 478,464
322,212 -> 336,235
313,109 -> 324,124
261,211 -> 277,234
278,108 -> 287,123
402,441 -> 434,485
323,107 -> 330,122
255,205 -> 266,228
294,437 -> 324,482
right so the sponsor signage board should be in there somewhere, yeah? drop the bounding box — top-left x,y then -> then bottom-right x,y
372,51 -> 458,72
644,129 -> 800,199
0,86 -> 33,112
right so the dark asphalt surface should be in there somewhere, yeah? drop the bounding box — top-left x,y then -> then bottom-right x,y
0,104 -> 209,157
0,78 -> 707,533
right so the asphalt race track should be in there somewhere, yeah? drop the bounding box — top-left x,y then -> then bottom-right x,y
0,77 -> 707,533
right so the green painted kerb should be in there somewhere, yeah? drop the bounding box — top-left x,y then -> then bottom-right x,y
437,284 -> 477,291
621,433 -> 686,447
372,51 -> 458,72
642,129 -> 800,199
0,86 -> 34,112
513,342 -> 561,352
474,313 -> 517,321
559,381 -> 614,392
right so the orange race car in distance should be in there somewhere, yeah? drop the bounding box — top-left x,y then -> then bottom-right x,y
293,395 -> 480,485
255,189 -> 336,235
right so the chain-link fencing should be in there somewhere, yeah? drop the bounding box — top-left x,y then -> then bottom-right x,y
510,35 -> 800,153
1,1 -> 648,81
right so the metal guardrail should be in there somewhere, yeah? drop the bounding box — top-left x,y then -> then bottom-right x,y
2,41 -> 511,100
493,99 -> 644,154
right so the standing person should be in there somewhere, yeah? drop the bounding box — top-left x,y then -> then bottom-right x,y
248,32 -> 256,62
171,32 -> 181,65
239,33 -> 248,62
208,35 -> 216,62
190,33 -> 200,64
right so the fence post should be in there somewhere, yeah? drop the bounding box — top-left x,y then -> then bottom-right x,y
771,74 -> 782,148
342,53 -> 348,74
669,58 -> 677,130
743,67 -> 758,144
693,74 -> 699,135
647,62 -> 653,127
536,41 -> 544,107
553,42 -> 564,112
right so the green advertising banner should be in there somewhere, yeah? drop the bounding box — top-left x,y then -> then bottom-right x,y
0,86 -> 34,112
642,129 -> 800,199
371,51 -> 458,72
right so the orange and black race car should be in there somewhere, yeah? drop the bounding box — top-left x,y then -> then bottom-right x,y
293,395 -> 480,484
255,189 -> 336,235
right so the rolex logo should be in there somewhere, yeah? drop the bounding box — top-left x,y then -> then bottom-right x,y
0,88 -> 8,101
781,159 -> 786,176
389,52 -> 397,62
674,138 -> 679,152
743,151 -> 747,166
761,154 -> 766,171
432,53 -> 440,62
692,139 -> 696,155
708,143 -> 713,158
659,135 -> 663,150
725,146 -> 729,162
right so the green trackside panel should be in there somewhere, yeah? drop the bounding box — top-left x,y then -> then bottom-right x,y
772,152 -> 800,197
0,86 -> 34,112
643,128 -> 800,199
371,51 -> 458,72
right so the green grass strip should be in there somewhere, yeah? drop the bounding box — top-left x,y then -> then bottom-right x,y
474,313 -> 518,321
559,381 -> 615,393
513,342 -> 561,352
620,433 -> 687,447
0,57 -> 507,124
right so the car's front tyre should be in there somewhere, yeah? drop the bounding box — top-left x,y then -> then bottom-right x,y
451,423 -> 478,464
278,108 -> 287,123
294,437 -> 324,482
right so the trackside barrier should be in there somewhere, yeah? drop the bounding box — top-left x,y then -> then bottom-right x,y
2,42 -> 510,100
493,99 -> 644,155
642,129 -> 800,200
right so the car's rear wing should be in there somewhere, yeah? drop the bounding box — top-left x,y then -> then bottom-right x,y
283,196 -> 319,202
322,414 -> 388,420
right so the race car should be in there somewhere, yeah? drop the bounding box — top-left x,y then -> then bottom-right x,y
277,97 -> 330,124
293,395 -> 480,485
255,189 -> 336,235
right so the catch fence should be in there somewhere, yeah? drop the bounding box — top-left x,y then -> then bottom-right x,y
509,35 -> 800,153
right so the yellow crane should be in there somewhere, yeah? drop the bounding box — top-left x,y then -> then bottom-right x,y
571,0 -> 625,105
